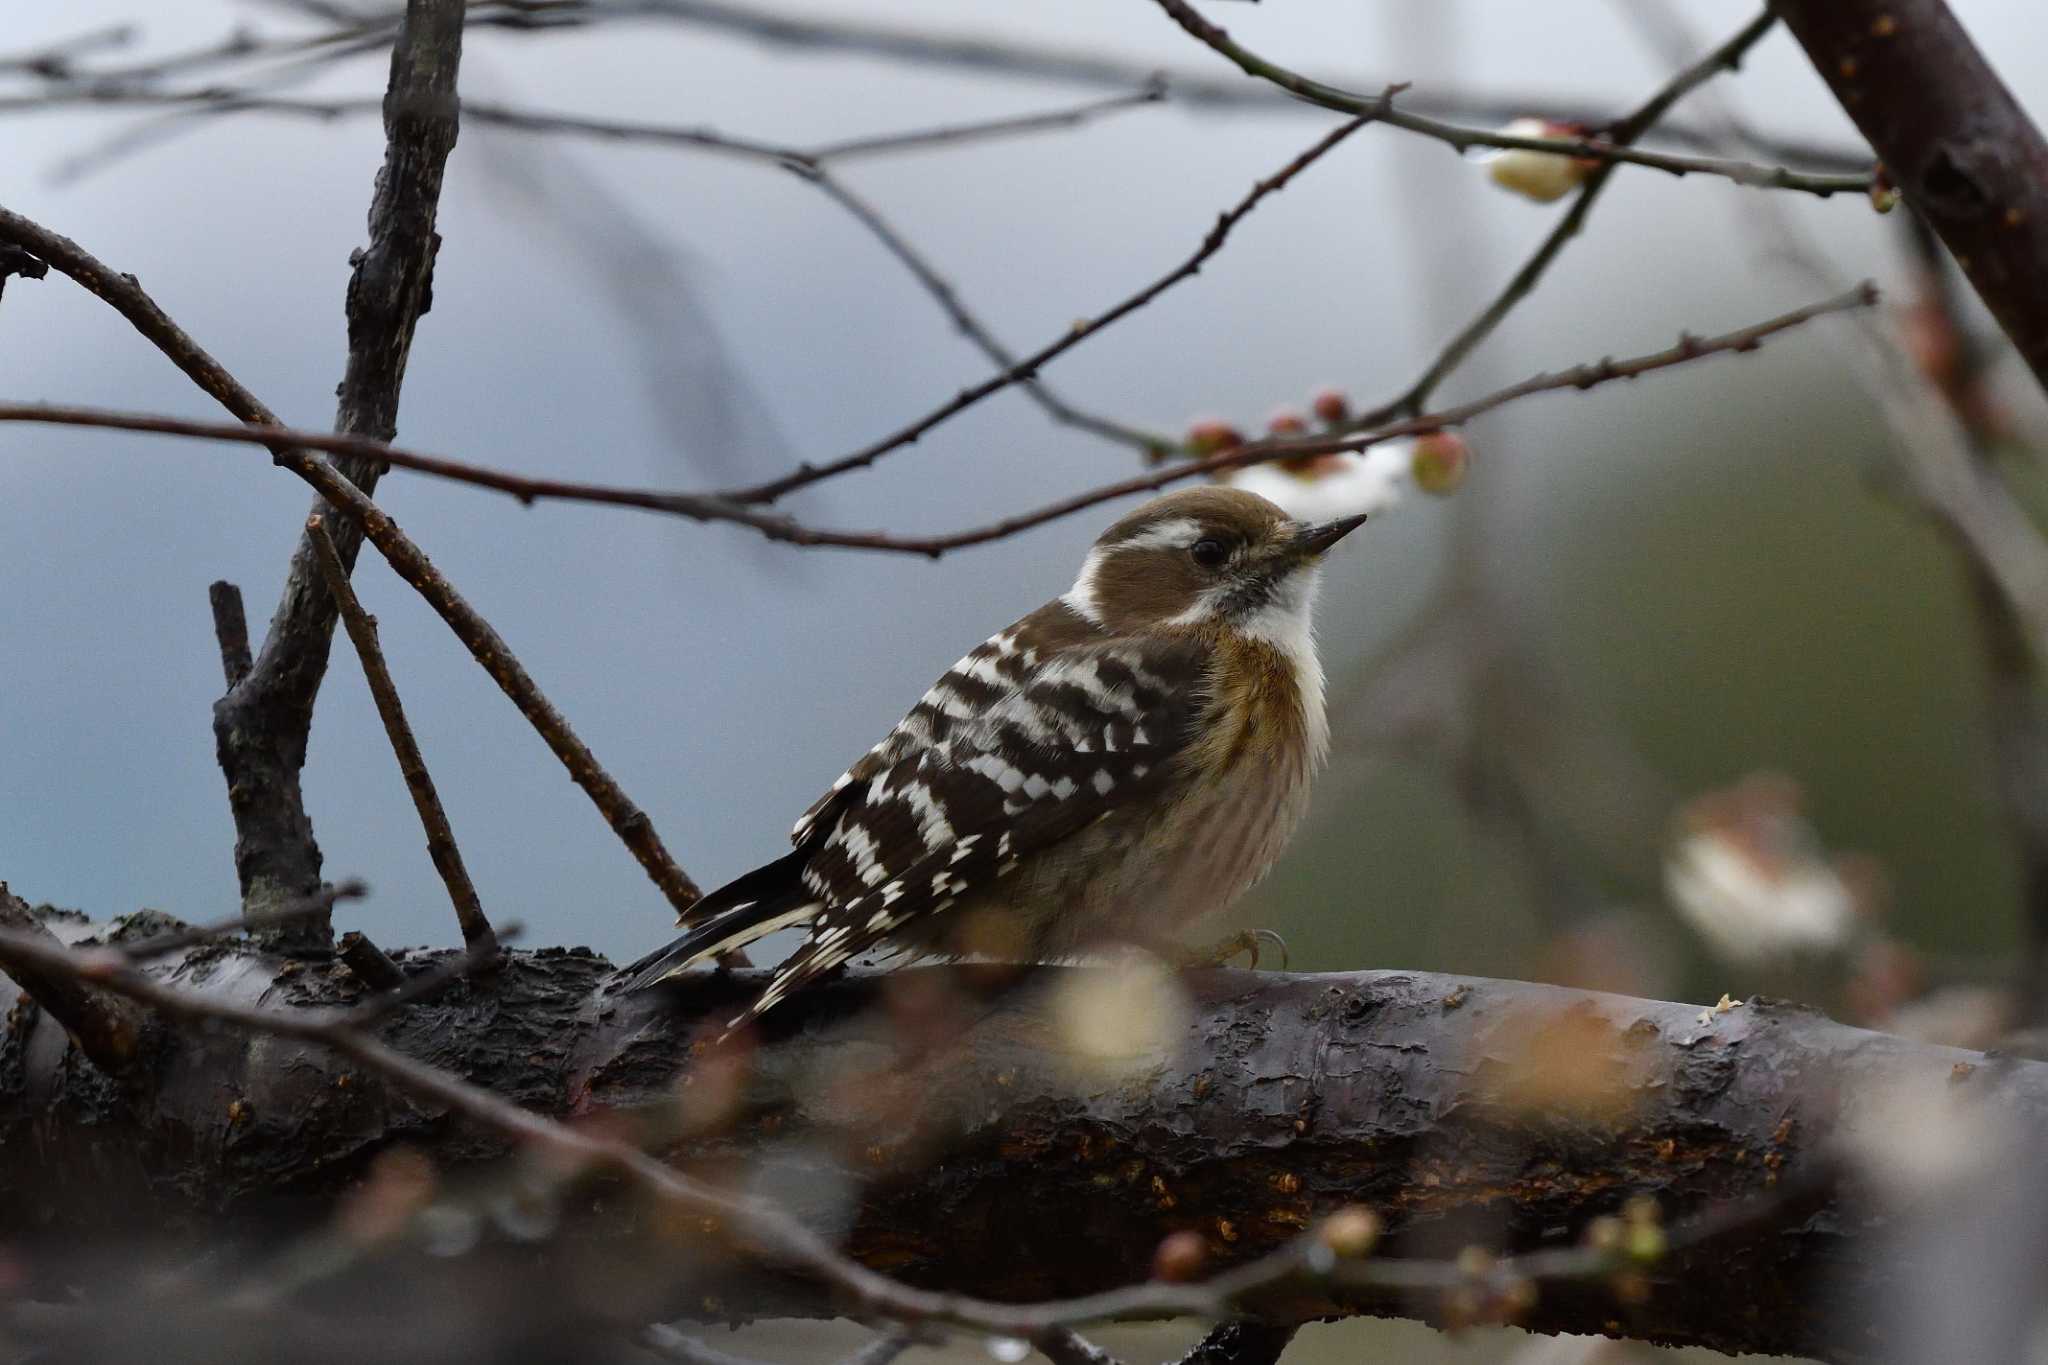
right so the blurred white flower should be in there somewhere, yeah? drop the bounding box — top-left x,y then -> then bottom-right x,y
1664,772 -> 1874,963
1224,444 -> 1411,521
1486,118 -> 1597,203
1838,1073 -> 2015,1195
1048,951 -> 1191,1084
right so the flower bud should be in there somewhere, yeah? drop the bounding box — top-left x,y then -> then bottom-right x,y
1311,388 -> 1350,425
1186,419 -> 1245,457
1487,118 -> 1596,203
1410,430 -> 1470,495
1152,1229 -> 1208,1282
1318,1206 -> 1382,1258
1266,408 -> 1308,436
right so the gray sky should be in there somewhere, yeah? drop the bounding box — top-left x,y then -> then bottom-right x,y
4,1 -> 2044,964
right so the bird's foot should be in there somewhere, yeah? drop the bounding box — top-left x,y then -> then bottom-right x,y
1178,928 -> 1290,971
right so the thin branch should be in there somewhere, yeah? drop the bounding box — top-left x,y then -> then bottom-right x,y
6,86 -> 1166,169
1148,1 -> 1856,198
206,580 -> 253,689
815,85 -> 1164,160
308,517 -> 497,955
724,109 -> 1383,506
0,284 -> 1875,555
342,922 -> 523,1027
1349,8 -> 1783,425
792,162 -> 1174,457
120,880 -> 370,962
0,205 -> 705,919
0,23 -> 135,78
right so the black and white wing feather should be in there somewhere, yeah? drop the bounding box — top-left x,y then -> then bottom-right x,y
742,629 -> 1206,1025
622,605 -> 1207,1031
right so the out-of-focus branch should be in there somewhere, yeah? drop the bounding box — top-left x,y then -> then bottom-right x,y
0,283 -> 1876,555
208,0 -> 466,951
1772,0 -> 2048,398
307,518 -> 497,956
4,77 -> 1865,199
76,1 -> 1860,169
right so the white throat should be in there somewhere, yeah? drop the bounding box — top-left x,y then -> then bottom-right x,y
1240,566 -> 1329,765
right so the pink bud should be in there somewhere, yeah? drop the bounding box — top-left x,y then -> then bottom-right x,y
1310,388 -> 1350,424
1411,430 -> 1470,495
1266,408 -> 1308,436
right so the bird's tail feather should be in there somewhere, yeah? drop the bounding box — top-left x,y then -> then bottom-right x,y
618,891 -> 821,991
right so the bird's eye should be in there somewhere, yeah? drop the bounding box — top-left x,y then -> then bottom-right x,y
1189,537 -> 1230,570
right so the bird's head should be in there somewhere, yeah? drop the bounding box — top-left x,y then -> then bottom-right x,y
1061,486 -> 1367,638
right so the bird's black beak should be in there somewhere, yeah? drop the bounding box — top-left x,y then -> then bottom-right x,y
1293,512 -> 1370,558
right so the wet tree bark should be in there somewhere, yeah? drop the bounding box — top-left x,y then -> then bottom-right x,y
1773,0 -> 2048,397
3,911 -> 2041,1362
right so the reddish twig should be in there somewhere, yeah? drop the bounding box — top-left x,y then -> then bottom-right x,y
0,282 -> 1875,554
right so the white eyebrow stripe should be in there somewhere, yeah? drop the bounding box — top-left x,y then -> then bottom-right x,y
1110,517 -> 1204,551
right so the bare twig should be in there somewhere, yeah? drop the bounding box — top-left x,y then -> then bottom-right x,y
0,883 -> 145,1073
307,517 -> 497,955
206,579 -> 253,689
1148,1 -> 1858,198
792,163 -> 1173,457
343,921 -> 522,1027
724,109 -> 1382,506
0,206 -> 704,919
0,284 -> 1876,554
0,23 -> 134,78
1350,9 -> 1782,425
120,879 -> 370,962
8,86 -> 1165,171
337,930 -> 406,990
815,86 -> 1163,160
204,0 -> 468,952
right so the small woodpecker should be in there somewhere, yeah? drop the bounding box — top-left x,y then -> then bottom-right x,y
620,485 -> 1367,1030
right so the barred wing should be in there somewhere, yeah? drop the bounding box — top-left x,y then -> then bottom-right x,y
736,635 -> 1207,1027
